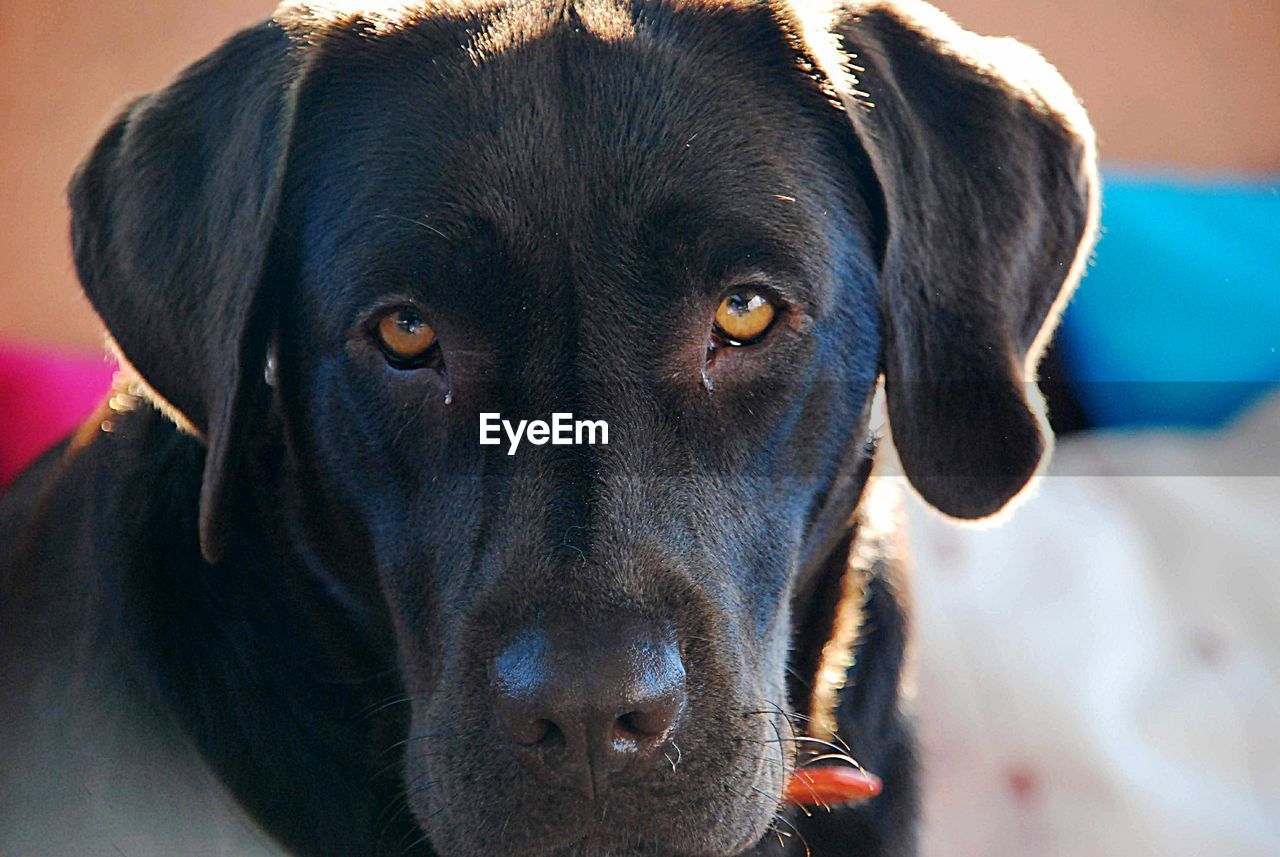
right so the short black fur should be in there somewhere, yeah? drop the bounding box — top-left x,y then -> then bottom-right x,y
1,1 -> 1096,854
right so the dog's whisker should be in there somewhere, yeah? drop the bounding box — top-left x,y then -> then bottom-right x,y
755,782 -> 811,819
762,735 -> 857,757
398,830 -> 431,856
397,804 -> 439,854
771,811 -> 812,857
378,775 -> 442,853
372,755 -> 406,783
404,779 -> 439,798
356,692 -> 430,722
744,704 -> 852,815
662,738 -> 683,773
785,665 -> 813,691
755,708 -> 863,770
735,769 -> 814,853
778,764 -> 833,813
763,699 -> 860,760
799,751 -> 870,774
745,753 -> 787,768
721,779 -> 775,806
375,731 -> 450,762
356,693 -> 410,718
754,723 -> 830,817
375,795 -> 413,847
754,703 -> 798,767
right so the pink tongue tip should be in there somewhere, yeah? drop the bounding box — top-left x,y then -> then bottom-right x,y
784,766 -> 883,807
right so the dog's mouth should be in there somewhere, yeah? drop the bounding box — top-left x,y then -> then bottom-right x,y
401,713 -> 779,857
536,765 -> 883,857
399,705 -> 882,857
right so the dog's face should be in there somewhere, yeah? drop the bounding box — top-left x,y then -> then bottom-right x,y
276,9 -> 881,851
67,1 -> 1096,854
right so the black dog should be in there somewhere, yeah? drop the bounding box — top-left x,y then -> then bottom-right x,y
0,0 -> 1096,853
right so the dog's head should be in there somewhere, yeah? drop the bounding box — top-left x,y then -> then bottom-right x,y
68,1 -> 1095,853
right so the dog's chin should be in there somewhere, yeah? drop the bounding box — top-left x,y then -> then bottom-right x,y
411,827 -> 771,857
405,707 -> 791,856
411,788 -> 780,857
536,834 -> 769,857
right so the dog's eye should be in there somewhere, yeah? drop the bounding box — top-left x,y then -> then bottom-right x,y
713,290 -> 776,345
375,307 -> 438,367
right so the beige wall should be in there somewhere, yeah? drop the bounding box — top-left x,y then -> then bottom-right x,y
939,0 -> 1280,173
0,0 -> 274,353
1,0 -> 1276,353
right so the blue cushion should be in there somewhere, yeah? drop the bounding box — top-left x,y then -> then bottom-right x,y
1057,170 -> 1280,428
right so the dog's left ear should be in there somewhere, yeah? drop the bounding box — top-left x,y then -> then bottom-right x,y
68,21 -> 308,564
789,0 -> 1099,518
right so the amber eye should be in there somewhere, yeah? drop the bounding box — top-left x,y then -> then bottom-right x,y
713,289 -> 776,345
375,307 -> 438,366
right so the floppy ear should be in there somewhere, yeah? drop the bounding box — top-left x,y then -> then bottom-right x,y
792,0 -> 1099,517
69,20 -> 306,563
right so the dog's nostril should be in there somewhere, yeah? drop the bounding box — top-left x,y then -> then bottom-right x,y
614,707 -> 673,740
511,716 -> 557,747
613,711 -> 646,742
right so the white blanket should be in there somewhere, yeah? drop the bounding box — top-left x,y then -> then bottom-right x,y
899,396 -> 1280,856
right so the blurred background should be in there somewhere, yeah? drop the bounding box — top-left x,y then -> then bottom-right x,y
1,1 -> 1277,855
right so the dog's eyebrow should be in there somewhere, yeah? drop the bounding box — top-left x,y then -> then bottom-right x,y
351,211 -> 505,280
373,212 -> 470,242
638,199 -> 818,300
379,213 -> 449,239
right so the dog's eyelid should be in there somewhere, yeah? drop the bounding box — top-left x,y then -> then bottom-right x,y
714,268 -> 811,312
718,268 -> 779,291
349,295 -> 436,337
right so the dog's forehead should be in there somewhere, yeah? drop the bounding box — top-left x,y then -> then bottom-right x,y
287,0 -> 844,274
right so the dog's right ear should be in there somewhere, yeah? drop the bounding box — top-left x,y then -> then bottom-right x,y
68,20 -> 307,564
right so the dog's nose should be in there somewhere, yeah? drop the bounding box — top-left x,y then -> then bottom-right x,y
491,620 -> 686,796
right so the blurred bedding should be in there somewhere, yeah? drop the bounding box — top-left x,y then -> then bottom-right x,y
906,392 -> 1280,857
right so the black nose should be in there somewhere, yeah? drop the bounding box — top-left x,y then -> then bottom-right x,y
491,619 -> 686,798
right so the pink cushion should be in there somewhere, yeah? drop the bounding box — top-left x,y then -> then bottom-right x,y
0,341 -> 116,488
